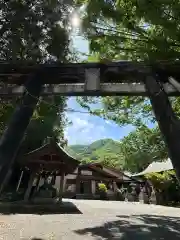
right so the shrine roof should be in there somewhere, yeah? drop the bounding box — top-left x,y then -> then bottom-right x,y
132,158 -> 173,177
19,140 -> 80,172
79,162 -> 134,180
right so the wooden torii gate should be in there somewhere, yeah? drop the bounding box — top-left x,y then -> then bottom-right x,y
0,60 -> 180,190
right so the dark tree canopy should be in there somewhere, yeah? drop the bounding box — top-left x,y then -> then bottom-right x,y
0,0 -> 72,62
0,0 -> 75,152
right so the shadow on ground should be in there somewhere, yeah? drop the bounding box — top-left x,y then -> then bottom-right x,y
0,201 -> 82,215
74,214 -> 180,239
23,238 -> 44,240
29,239 -> 44,240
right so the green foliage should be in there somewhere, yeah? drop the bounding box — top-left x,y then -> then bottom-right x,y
146,170 -> 176,191
68,139 -> 125,169
21,96 -> 68,153
120,125 -> 168,173
0,0 -> 71,63
75,0 -> 180,128
74,1 -> 180,173
98,183 -> 107,193
70,144 -> 89,155
0,0 -> 74,151
77,0 -> 180,61
145,170 -> 180,205
68,126 -> 167,173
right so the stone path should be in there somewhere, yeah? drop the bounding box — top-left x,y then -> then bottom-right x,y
1,199 -> 180,239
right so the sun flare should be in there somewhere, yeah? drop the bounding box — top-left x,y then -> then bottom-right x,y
71,12 -> 81,28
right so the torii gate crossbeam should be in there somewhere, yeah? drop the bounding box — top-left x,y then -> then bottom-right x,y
0,61 -> 180,191
0,61 -> 180,97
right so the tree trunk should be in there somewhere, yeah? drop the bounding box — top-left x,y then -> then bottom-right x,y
0,75 -> 43,191
144,75 -> 180,181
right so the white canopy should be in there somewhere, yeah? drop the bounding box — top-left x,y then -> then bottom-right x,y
132,158 -> 173,177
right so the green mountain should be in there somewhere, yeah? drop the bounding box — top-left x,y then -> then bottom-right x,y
66,139 -> 124,168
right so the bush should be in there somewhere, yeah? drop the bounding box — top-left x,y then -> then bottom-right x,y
145,170 -> 180,206
98,183 -> 107,200
98,183 -> 107,192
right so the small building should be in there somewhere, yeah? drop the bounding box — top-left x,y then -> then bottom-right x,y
18,139 -> 79,202
62,163 -> 134,199
15,139 -> 135,201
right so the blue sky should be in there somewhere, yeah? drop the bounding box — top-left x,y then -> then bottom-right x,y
65,97 -> 136,145
65,36 -> 153,145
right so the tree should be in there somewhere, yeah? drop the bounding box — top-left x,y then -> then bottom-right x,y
77,0 -> 180,61
0,0 -> 75,151
119,125 -> 168,173
98,154 -> 123,169
0,0 -> 75,191
146,170 -> 180,205
75,0 -> 180,126
20,96 -> 68,154
0,0 -> 72,62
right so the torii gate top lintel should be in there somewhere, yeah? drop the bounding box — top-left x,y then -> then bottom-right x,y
0,60 -> 180,96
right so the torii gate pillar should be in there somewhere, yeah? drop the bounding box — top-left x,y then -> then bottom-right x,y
0,75 -> 42,192
144,75 -> 180,181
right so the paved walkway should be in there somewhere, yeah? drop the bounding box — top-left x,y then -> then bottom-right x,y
1,199 -> 180,239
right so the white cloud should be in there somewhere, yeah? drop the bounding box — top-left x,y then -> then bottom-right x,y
73,117 -> 92,130
105,120 -> 112,125
64,97 -> 135,145
65,113 -> 108,145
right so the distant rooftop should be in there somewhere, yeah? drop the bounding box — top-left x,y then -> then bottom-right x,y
132,158 -> 173,177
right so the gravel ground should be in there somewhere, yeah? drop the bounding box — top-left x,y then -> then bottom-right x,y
1,199 -> 180,240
